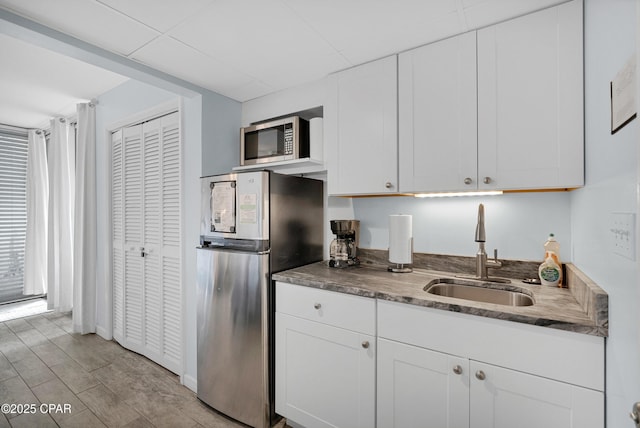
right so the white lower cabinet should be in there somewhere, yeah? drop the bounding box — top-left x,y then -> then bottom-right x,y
377,338 -> 469,428
470,360 -> 603,428
275,282 -> 376,428
275,286 -> 604,428
377,301 -> 604,428
378,338 -> 603,428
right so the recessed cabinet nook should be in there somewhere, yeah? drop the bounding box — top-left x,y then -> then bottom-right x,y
326,0 -> 584,196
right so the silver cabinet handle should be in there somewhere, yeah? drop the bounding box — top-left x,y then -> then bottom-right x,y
361,341 -> 370,349
385,182 -> 392,189
453,365 -> 463,375
464,177 -> 472,185
475,370 -> 486,380
314,303 -> 321,310
483,177 -> 492,184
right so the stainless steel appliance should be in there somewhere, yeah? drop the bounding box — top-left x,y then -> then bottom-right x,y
240,116 -> 309,166
196,170 -> 323,428
328,219 -> 360,268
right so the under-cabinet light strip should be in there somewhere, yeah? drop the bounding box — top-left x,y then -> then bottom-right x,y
414,191 -> 503,198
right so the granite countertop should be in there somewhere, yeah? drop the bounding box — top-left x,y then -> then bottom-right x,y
273,257 -> 608,337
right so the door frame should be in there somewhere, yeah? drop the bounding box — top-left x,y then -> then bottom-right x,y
101,99 -> 182,358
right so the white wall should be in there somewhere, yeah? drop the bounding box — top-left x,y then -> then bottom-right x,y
572,1 -> 640,426
180,93 -> 203,391
353,192 -> 571,261
201,91 -> 241,176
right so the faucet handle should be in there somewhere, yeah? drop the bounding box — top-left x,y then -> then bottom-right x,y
488,248 -> 502,268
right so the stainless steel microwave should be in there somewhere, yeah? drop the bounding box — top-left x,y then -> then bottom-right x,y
240,116 -> 309,166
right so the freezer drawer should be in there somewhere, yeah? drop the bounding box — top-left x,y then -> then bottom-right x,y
196,247 -> 271,428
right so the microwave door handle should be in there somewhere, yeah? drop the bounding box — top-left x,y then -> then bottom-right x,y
214,183 -> 215,232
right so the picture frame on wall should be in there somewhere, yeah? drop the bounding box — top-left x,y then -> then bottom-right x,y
610,53 -> 636,134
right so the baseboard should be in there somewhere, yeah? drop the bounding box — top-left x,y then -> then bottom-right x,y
96,325 -> 112,340
182,374 -> 197,393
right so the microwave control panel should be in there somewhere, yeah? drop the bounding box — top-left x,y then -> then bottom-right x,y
284,123 -> 293,155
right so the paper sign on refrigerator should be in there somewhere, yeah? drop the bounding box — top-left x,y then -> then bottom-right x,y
239,193 -> 257,224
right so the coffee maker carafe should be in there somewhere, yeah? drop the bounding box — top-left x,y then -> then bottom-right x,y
329,220 -> 360,268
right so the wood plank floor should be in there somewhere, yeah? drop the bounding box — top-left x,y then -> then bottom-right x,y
0,311 -> 276,428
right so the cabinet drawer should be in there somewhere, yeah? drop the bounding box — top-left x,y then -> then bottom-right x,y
276,282 -> 376,335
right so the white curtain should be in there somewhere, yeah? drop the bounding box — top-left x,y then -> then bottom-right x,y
73,103 -> 96,334
23,130 -> 49,296
47,117 -> 74,312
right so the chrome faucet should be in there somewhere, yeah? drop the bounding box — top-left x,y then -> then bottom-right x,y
473,203 -> 503,281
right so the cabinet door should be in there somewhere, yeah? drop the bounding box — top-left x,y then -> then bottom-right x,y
399,32 -> 478,193
275,313 -> 375,428
377,338 -> 469,428
470,361 -> 604,428
326,55 -> 398,195
477,0 -> 583,190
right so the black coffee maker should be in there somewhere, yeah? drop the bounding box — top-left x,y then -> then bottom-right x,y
329,220 -> 360,268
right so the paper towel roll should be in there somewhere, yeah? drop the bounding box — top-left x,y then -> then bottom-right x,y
389,214 -> 413,264
309,117 -> 323,161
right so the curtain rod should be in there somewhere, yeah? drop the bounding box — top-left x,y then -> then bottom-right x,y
3,103 -> 90,135
0,123 -> 30,133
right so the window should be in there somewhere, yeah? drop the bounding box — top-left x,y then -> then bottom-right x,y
0,126 -> 28,303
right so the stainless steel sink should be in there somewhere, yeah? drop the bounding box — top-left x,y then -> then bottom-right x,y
424,278 -> 534,307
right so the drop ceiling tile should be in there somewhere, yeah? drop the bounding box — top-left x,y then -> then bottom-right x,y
229,80 -> 277,103
255,50 -> 350,89
0,0 -> 160,56
129,35 -> 261,100
339,11 -> 464,64
95,0 -> 216,32
169,0 -> 341,65
461,0 -> 567,29
283,0 -> 463,64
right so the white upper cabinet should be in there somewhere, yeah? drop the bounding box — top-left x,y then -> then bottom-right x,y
399,32 -> 478,193
477,0 -> 584,190
326,55 -> 398,195
399,0 -> 584,193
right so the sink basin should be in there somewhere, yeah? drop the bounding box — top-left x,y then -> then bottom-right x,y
424,278 -> 534,307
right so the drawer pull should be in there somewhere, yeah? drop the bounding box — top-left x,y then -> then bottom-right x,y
361,341 -> 370,349
453,365 -> 463,375
475,370 -> 486,381
314,303 -> 321,310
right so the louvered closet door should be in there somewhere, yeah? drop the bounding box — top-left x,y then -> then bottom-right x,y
112,112 -> 182,374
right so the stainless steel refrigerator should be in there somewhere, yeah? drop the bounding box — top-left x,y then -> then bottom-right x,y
196,170 -> 323,428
